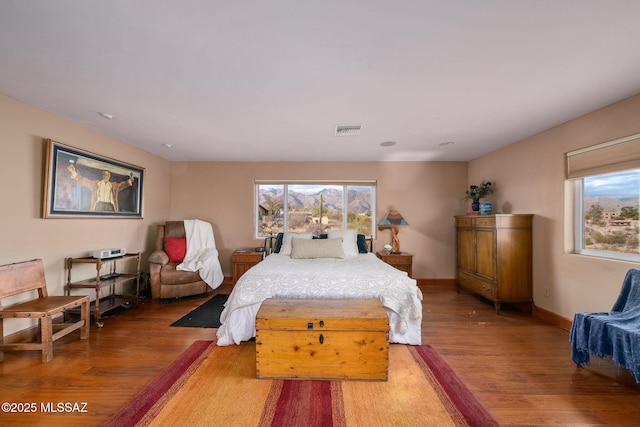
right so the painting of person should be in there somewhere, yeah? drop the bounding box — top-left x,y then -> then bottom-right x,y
67,164 -> 133,211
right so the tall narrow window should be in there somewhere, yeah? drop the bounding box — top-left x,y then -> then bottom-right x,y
257,184 -> 284,236
347,186 -> 373,235
255,181 -> 376,238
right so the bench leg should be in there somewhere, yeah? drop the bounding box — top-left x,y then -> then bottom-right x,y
80,299 -> 90,339
40,316 -> 53,363
0,318 -> 4,362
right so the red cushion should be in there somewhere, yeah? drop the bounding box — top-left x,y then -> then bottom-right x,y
165,237 -> 187,263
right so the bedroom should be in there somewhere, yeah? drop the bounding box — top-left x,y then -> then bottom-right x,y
3,90 -> 639,336
1,1 -> 640,425
2,84 -> 640,426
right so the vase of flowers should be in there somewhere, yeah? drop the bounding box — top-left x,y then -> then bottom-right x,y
463,181 -> 493,212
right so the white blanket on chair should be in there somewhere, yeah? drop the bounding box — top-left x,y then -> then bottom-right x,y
177,219 -> 223,290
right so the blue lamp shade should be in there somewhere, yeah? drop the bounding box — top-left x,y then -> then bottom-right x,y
378,210 -> 408,253
378,210 -> 409,227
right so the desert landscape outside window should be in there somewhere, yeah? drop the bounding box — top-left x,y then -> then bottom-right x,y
255,181 -> 376,238
576,169 -> 640,262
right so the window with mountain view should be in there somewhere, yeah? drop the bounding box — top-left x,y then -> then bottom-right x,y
255,181 -> 376,238
575,169 -> 640,262
568,133 -> 640,262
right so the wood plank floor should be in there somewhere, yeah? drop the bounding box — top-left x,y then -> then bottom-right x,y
0,284 -> 638,426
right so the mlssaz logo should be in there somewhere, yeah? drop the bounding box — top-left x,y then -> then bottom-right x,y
40,402 -> 88,413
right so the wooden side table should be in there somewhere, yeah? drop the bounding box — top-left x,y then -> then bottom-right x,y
231,250 -> 264,284
376,252 -> 413,278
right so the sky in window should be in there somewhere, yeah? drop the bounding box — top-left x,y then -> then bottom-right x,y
260,184 -> 372,194
288,185 -> 341,194
584,170 -> 640,198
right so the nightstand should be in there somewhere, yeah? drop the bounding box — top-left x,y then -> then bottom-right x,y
232,250 -> 264,284
376,252 -> 413,278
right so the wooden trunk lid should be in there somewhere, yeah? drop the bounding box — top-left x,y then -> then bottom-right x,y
256,298 -> 389,331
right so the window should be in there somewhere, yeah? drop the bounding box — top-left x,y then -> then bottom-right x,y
255,181 -> 376,238
567,133 -> 640,262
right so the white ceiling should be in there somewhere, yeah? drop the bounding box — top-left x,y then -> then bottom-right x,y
1,1 -> 640,162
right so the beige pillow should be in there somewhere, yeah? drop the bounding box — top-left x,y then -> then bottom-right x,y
290,238 -> 344,259
279,232 -> 313,255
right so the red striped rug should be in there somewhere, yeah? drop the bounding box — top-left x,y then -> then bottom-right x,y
106,340 -> 499,426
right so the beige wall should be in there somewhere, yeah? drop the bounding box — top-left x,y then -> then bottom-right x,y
0,93 -> 172,335
468,92 -> 640,321
1,91 -> 468,337
168,161 -> 468,279
5,85 -> 640,336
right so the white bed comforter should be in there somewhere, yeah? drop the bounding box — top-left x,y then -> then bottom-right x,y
216,253 -> 423,346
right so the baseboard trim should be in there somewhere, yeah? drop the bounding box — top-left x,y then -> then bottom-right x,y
533,304 -> 572,331
416,278 -> 456,286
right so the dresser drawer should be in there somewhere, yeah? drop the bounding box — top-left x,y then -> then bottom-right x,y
473,217 -> 495,228
458,271 -> 496,299
455,217 -> 473,227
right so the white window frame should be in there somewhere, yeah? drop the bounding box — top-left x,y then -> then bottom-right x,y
567,132 -> 640,263
572,170 -> 640,263
254,180 -> 377,239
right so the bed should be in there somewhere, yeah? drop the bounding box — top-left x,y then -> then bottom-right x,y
216,231 -> 423,346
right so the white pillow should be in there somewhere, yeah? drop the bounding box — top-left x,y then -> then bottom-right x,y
290,238 -> 344,259
279,232 -> 313,255
327,229 -> 359,257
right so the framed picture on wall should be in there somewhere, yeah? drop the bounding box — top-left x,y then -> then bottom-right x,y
43,139 -> 144,218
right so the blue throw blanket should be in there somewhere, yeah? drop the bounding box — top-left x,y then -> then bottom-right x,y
570,268 -> 640,382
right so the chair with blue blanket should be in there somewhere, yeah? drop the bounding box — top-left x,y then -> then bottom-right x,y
570,268 -> 640,382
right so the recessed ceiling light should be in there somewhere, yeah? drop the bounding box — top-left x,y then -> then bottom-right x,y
162,143 -> 172,148
438,141 -> 455,147
99,113 -> 114,119
380,141 -> 397,147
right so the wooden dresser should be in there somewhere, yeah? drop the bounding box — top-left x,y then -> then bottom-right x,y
455,214 -> 533,313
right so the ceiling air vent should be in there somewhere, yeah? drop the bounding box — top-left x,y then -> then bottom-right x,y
335,125 -> 362,136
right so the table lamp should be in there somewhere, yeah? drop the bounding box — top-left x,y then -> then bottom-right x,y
378,209 -> 408,254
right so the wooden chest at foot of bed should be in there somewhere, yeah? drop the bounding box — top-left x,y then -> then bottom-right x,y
255,298 -> 389,381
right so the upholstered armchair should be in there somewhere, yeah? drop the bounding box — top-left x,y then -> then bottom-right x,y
148,221 -> 210,299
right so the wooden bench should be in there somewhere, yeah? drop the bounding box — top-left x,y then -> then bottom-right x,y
0,259 -> 90,362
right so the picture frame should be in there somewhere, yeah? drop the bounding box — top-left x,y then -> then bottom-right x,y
43,139 -> 144,218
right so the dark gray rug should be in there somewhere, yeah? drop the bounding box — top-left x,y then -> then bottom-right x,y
170,294 -> 229,328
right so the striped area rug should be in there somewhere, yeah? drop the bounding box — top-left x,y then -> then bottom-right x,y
105,340 -> 498,427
